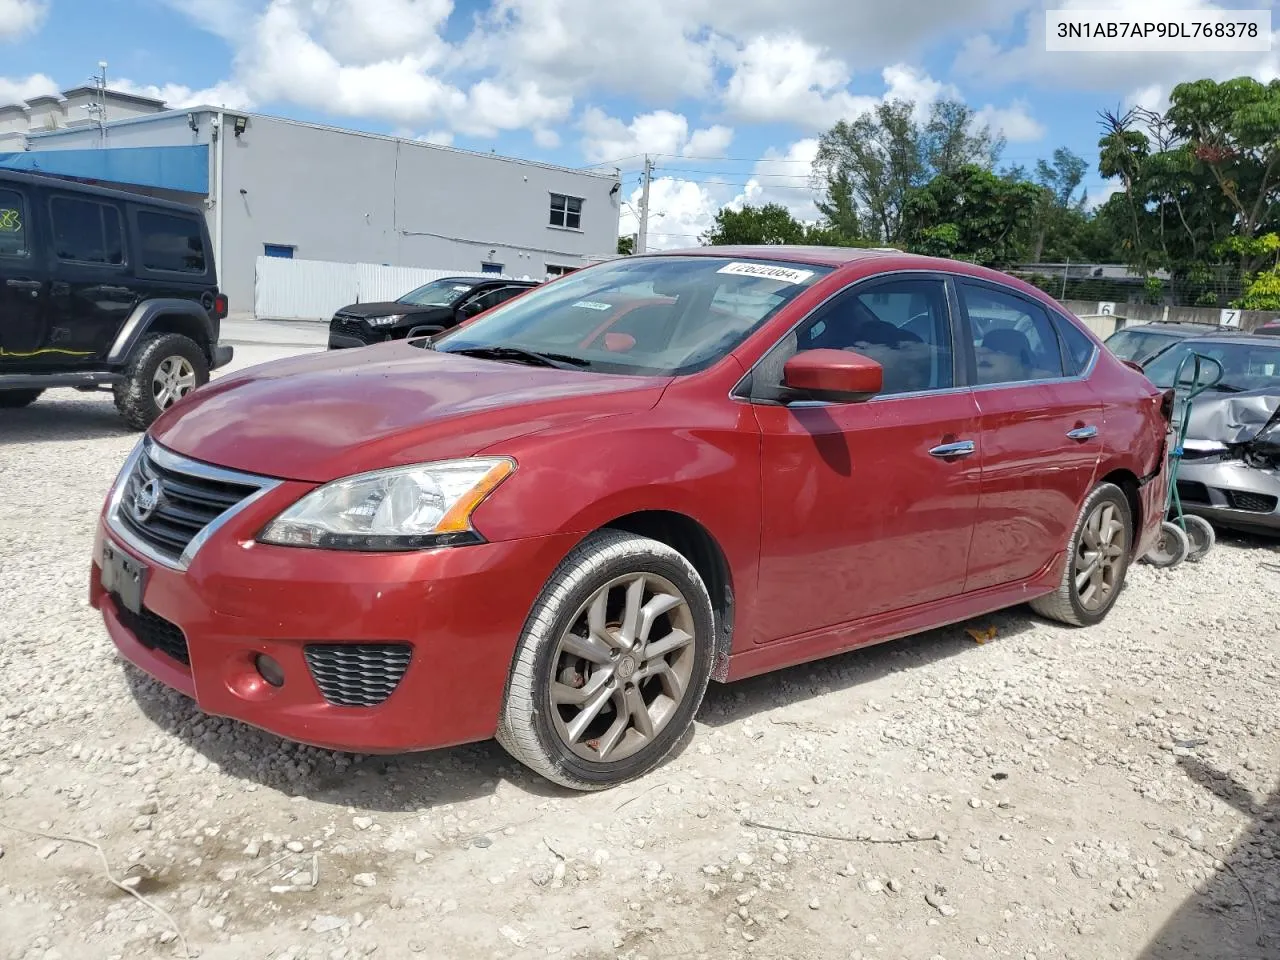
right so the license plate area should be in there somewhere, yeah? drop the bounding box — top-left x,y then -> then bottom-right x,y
102,539 -> 148,615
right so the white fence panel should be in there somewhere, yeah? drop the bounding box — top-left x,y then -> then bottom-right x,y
255,257 -> 359,321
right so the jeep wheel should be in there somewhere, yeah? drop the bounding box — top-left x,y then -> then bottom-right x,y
113,332 -> 209,431
0,389 -> 43,408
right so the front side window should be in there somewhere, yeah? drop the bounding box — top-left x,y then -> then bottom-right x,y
961,283 -> 1066,385
431,255 -> 832,376
0,188 -> 28,257
550,194 -> 583,229
138,211 -> 207,274
752,277 -> 954,399
51,196 -> 124,265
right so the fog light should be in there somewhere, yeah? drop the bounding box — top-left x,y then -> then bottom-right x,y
255,653 -> 285,687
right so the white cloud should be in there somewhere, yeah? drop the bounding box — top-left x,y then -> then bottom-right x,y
0,72 -> 57,105
722,35 -> 874,128
458,79 -> 571,137
532,127 -> 560,149
620,176 -> 724,250
728,138 -> 821,223
317,0 -> 453,65
1085,178 -> 1125,212
973,100 -> 1044,142
580,108 -> 734,165
0,0 -> 45,39
113,78 -> 255,110
160,0 -> 259,40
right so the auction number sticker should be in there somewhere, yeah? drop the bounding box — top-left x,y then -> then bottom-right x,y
573,300 -> 614,311
717,262 -> 815,285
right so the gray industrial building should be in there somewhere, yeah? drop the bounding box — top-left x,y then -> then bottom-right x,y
0,94 -> 621,313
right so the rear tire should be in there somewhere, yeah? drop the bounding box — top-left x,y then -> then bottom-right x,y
0,388 -> 42,408
1030,482 -> 1133,627
1181,515 -> 1215,562
1143,521 -> 1190,568
113,332 -> 209,431
496,530 -> 715,791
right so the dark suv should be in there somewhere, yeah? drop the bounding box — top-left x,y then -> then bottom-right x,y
328,276 -> 538,350
0,171 -> 232,428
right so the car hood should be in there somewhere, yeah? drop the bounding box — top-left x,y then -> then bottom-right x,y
1184,387 -> 1280,446
336,301 -> 448,319
151,342 -> 669,482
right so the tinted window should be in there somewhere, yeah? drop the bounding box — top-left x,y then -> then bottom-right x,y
1103,328 -> 1186,364
432,255 -> 832,376
51,197 -> 124,265
138,211 -> 207,274
399,279 -> 474,307
961,284 -> 1065,385
0,188 -> 28,257
760,278 -> 954,396
1052,312 -> 1097,375
1143,340 -> 1280,393
550,194 -> 583,229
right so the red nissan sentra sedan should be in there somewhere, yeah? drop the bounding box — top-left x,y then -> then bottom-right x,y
91,247 -> 1171,790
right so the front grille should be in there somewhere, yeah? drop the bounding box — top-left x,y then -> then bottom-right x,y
117,604 -> 190,666
1176,480 -> 1211,504
304,644 -> 412,707
1226,490 -> 1279,513
117,448 -> 259,563
330,314 -> 379,345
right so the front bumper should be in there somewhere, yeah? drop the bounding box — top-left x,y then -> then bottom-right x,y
90,485 -> 580,753
212,343 -> 234,370
1176,459 -> 1280,533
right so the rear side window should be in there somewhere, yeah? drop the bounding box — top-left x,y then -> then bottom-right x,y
51,196 -> 124,265
0,188 -> 28,257
1052,312 -> 1097,375
960,283 -> 1066,385
138,211 -> 207,274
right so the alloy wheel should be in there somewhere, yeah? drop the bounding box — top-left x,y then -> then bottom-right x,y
153,356 -> 197,410
1074,501 -> 1126,610
548,572 -> 697,763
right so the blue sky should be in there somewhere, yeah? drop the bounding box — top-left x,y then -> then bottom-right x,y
1,0 -> 1276,245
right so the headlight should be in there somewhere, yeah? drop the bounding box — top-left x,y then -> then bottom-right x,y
366,314 -> 406,327
259,457 -> 515,551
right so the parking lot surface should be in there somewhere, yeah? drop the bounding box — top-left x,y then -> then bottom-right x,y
1,326 -> 1278,960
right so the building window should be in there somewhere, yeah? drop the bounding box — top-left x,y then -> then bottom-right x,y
263,243 -> 295,259
481,261 -> 504,275
0,188 -> 28,257
50,196 -> 125,265
545,264 -> 576,278
138,211 -> 208,274
549,194 -> 583,230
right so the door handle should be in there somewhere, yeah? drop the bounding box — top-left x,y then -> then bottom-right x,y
929,440 -> 976,459
1067,425 -> 1098,441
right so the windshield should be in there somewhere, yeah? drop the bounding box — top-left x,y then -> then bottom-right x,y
1104,328 -> 1186,364
429,255 -> 833,375
1143,340 -> 1280,392
398,279 -> 475,307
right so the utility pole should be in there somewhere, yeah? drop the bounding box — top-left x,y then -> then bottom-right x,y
636,155 -> 654,254
86,61 -> 108,145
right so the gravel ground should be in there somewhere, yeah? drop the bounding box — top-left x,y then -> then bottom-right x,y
2,344 -> 1279,960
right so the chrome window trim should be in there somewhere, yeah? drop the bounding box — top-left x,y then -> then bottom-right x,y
105,436 -> 284,572
730,268 -> 1102,408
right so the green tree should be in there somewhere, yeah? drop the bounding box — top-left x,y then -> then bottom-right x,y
901,164 -> 1041,267
700,203 -> 808,245
616,234 -> 635,255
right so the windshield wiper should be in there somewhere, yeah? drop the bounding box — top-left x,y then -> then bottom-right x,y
448,345 -> 591,370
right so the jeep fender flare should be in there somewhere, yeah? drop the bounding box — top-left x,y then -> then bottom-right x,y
108,299 -> 215,365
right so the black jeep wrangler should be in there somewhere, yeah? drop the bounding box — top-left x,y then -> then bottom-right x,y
0,170 -> 233,429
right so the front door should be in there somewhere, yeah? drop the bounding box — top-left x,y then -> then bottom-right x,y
44,192 -> 137,363
747,274 -> 982,644
956,280 -> 1103,591
0,183 -> 52,370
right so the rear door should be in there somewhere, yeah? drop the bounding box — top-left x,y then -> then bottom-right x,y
0,181 -> 51,370
45,190 -> 137,363
956,279 -> 1103,592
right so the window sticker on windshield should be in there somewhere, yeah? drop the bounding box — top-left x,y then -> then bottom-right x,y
452,285 -> 472,292
573,300 -> 613,311
717,262 -> 814,285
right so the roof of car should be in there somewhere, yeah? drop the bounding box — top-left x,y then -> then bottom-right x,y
1122,322 -> 1233,333
0,168 -> 206,215
1173,333 -> 1280,347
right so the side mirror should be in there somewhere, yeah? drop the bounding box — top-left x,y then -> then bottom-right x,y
782,349 -> 882,402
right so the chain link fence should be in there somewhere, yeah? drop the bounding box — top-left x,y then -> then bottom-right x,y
1007,264 -> 1249,309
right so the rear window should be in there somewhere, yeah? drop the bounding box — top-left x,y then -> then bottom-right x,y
1103,328 -> 1184,363
137,211 -> 207,274
1052,312 -> 1097,375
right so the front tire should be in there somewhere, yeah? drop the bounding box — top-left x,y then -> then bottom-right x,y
113,333 -> 209,431
497,530 -> 715,791
1031,482 -> 1133,627
0,388 -> 42,408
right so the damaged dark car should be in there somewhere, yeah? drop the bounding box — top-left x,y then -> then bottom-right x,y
327,276 -> 538,350
1143,334 -> 1280,535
